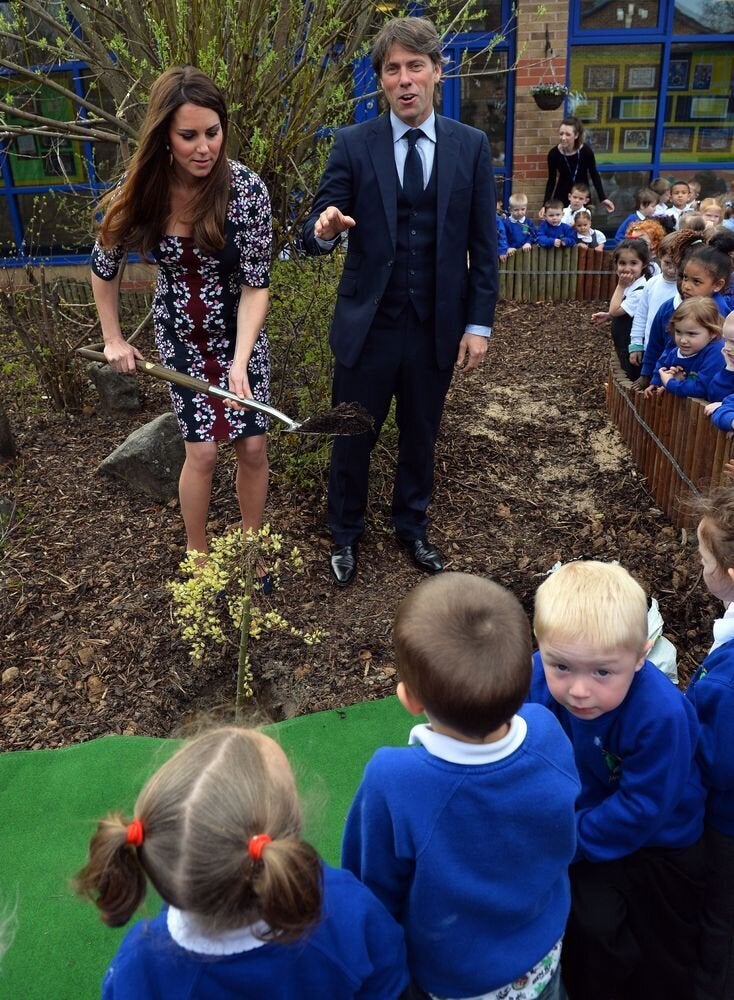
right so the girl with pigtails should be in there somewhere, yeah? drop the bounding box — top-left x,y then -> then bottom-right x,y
74,728 -> 408,998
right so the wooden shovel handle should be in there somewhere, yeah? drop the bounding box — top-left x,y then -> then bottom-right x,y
76,348 -> 300,430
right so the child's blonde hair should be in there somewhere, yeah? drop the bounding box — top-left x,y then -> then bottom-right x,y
700,198 -> 723,217
697,484 -> 734,573
74,728 -> 322,937
534,561 -> 648,654
509,193 -> 528,209
668,296 -> 723,340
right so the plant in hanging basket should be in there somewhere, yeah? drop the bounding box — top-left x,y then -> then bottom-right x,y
530,82 -> 568,110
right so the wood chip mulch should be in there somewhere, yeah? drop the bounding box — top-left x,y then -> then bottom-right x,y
0,299 -> 718,751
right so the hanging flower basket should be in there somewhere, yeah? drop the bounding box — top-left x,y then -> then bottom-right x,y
531,84 -> 568,111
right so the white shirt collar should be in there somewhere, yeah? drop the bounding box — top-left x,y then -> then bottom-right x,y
408,715 -> 527,764
167,906 -> 270,956
710,602 -> 734,652
390,109 -> 437,145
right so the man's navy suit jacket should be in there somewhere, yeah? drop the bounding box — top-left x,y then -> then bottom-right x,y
302,112 -> 499,371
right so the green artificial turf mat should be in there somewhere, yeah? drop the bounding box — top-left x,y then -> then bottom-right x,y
0,696 -> 412,999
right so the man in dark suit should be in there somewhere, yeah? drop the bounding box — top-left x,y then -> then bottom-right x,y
302,16 -> 498,587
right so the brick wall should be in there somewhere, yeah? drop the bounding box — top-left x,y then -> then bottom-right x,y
511,0 -> 569,214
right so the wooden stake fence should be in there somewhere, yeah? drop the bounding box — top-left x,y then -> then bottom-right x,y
606,357 -> 734,529
498,246 -> 616,303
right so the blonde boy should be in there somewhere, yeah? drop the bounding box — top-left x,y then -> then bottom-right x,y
343,573 -> 579,999
504,193 -> 537,254
529,561 -> 705,1000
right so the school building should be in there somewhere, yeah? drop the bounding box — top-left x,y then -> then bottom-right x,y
1,0 -> 732,265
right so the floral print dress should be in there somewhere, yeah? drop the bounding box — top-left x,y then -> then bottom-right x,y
91,161 -> 272,442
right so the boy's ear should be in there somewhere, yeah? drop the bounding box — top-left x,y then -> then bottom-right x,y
727,567 -> 734,586
397,681 -> 424,717
636,639 -> 654,670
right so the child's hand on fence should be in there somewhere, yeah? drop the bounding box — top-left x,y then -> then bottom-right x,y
629,351 -> 642,366
554,238 -> 561,248
506,247 -> 517,257
705,401 -> 723,417
591,311 -> 610,325
522,243 -> 532,252
643,385 -> 664,398
661,366 -> 686,384
631,375 -> 651,391
499,253 -> 508,262
594,245 -> 604,253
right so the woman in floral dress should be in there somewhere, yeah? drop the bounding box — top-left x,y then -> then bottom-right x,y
91,66 -> 272,559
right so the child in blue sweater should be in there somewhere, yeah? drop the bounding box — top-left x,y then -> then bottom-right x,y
504,192 -> 538,254
613,186 -> 658,244
688,485 -> 734,1000
343,572 -> 580,1000
75,727 -> 408,1000
495,210 -> 509,260
705,312 -> 734,427
530,561 -> 706,1000
537,200 -> 576,248
643,296 -> 723,399
634,236 -> 732,389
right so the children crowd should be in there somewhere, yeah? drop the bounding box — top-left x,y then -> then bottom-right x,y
496,174 -> 734,264
75,539 -> 734,1000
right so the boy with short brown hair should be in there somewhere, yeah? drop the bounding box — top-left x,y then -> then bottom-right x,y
343,572 -> 579,999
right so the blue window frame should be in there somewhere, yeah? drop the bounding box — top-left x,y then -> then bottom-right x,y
568,0 -> 734,235
2,4 -> 517,265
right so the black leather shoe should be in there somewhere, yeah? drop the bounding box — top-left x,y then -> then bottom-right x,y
329,544 -> 357,587
398,537 -> 444,574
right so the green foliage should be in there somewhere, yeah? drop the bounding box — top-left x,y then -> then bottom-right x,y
267,254 -> 341,488
0,1 -> 521,254
0,268 -> 92,412
168,525 -> 325,715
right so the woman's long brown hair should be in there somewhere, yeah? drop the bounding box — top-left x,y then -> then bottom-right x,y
97,66 -> 230,256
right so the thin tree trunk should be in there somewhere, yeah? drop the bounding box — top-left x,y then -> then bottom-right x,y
0,403 -> 18,459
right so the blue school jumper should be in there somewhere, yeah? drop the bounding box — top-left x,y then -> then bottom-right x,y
495,213 -> 509,256
100,864 -> 408,1000
712,394 -> 734,431
705,364 -> 734,402
504,217 -> 538,249
650,338 -> 724,397
528,654 -> 705,862
341,704 -> 579,997
641,292 -> 731,378
687,636 -> 734,835
536,220 -> 576,248
614,210 -> 645,243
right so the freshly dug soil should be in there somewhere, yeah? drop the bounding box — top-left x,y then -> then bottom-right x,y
0,300 -> 718,751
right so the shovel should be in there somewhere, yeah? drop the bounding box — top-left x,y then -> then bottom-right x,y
76,348 -> 373,436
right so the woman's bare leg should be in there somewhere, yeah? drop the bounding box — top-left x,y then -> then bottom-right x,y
233,433 -> 269,531
179,440 -> 218,552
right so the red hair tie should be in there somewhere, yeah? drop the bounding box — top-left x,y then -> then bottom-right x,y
125,819 -> 145,847
248,834 -> 272,861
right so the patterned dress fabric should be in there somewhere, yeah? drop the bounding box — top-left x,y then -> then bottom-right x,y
91,161 -> 272,442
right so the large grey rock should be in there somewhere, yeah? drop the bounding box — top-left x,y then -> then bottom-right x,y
98,413 -> 184,501
87,362 -> 141,414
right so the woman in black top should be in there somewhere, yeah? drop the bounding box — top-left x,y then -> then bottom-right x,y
543,116 -> 615,213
